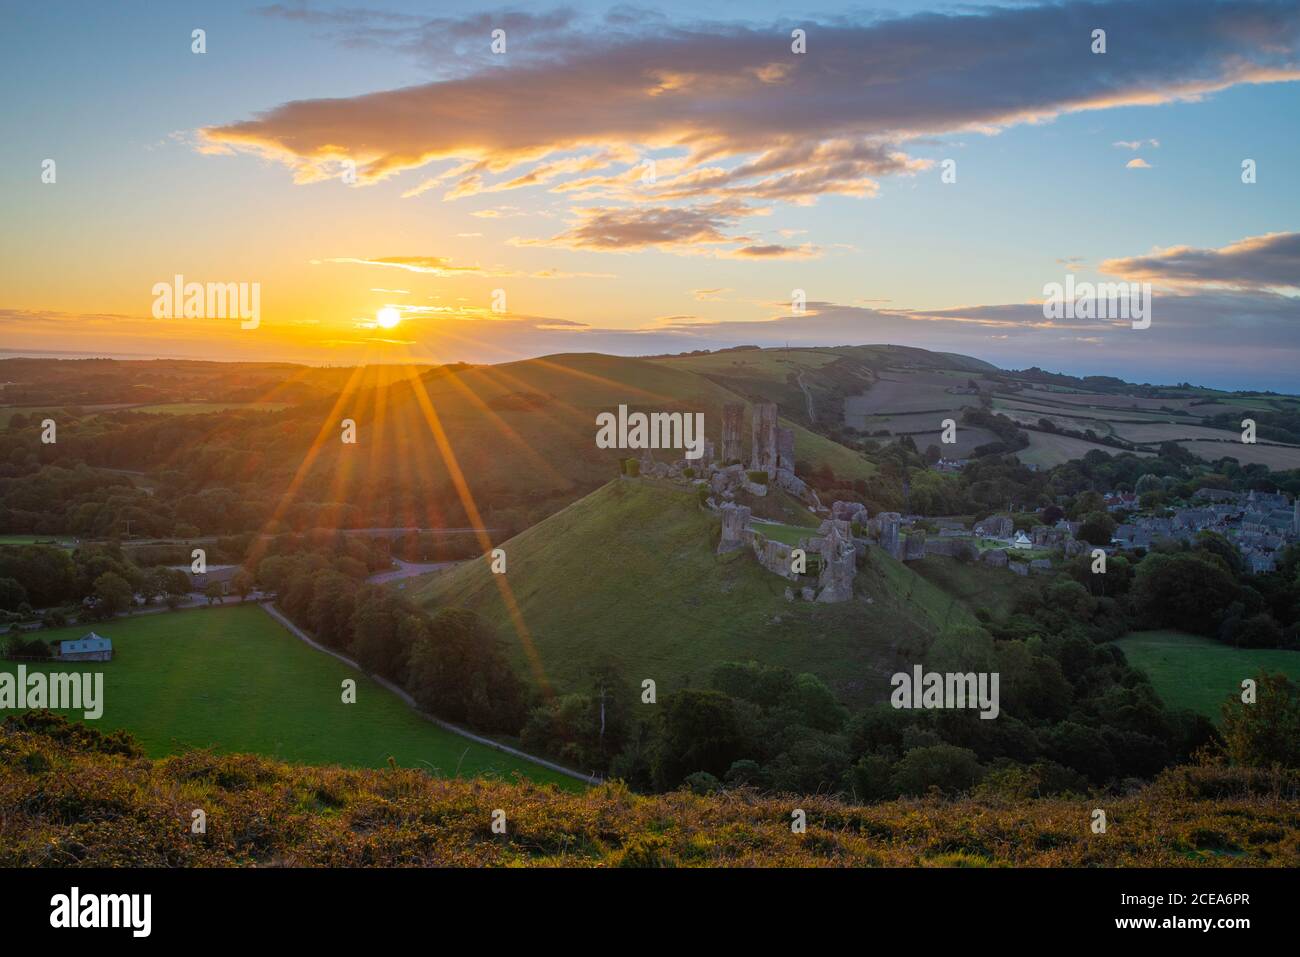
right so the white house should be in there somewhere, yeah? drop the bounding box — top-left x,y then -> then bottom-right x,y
59,633 -> 113,662
1013,531 -> 1033,549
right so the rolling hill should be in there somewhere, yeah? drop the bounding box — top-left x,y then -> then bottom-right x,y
414,477 -> 991,706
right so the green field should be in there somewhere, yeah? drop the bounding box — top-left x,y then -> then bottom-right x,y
1117,629 -> 1300,723
0,604 -> 578,788
0,535 -> 74,547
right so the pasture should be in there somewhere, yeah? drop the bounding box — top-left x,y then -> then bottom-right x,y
0,604 -> 579,787
1117,630 -> 1300,723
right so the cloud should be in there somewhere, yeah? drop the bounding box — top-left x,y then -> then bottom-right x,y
1125,157 -> 1154,168
1113,139 -> 1160,149
207,1 -> 1300,193
1101,232 -> 1300,289
324,255 -> 615,279
514,199 -> 751,252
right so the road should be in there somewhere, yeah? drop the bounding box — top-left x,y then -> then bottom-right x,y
366,558 -> 456,584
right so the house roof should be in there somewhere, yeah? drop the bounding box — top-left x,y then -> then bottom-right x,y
60,633 -> 112,653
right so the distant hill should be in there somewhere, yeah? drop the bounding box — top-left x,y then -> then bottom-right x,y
281,351 -> 879,530
415,478 -> 1010,704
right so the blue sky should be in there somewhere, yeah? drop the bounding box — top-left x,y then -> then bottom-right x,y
2,1 -> 1299,389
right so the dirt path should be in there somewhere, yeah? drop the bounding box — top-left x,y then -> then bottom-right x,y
257,602 -> 597,785
796,371 -> 816,422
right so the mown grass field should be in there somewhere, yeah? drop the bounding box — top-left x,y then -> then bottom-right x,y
0,604 -> 578,788
1117,630 -> 1300,723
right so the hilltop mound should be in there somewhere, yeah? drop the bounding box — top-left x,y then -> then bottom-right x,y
415,479 -> 979,705
3,717 -> 1295,867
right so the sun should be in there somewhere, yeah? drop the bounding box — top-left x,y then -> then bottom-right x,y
376,307 -> 401,329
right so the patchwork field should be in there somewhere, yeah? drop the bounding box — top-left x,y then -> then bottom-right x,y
1017,389 -> 1197,412
1116,630 -> 1300,723
845,370 -> 981,419
1175,441 -> 1300,470
1109,422 -> 1244,444
0,604 -> 578,787
1017,431 -> 1153,468
901,427 -> 999,457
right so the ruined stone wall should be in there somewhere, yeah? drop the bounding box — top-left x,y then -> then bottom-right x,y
777,427 -> 795,471
717,502 -> 752,554
903,531 -> 926,561
722,403 -> 744,465
750,401 -> 778,474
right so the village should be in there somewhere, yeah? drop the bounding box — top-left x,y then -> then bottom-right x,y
629,402 -> 1300,602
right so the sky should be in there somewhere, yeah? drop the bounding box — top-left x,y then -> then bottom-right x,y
2,0 -> 1299,390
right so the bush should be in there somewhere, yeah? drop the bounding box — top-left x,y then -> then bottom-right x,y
624,458 -> 640,477
889,744 -> 985,796
683,771 -> 723,795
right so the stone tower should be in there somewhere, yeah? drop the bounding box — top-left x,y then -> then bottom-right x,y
751,402 -> 778,474
777,427 -> 795,471
721,403 -> 744,465
877,512 -> 901,559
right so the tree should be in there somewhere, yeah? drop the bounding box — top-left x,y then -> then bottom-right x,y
0,577 -> 28,611
232,570 -> 255,602
1130,552 -> 1242,637
92,571 -> 134,618
1076,511 -> 1116,547
203,581 -> 226,605
405,607 -> 527,733
650,689 -> 744,790
1220,672 -> 1300,768
1068,490 -> 1105,520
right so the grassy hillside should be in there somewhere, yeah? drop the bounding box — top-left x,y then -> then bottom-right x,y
0,605 -> 577,788
1117,630 -> 1300,723
2,717 -> 1295,866
415,479 -> 975,705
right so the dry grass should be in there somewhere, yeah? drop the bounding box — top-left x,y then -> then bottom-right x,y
2,718 -> 1297,868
